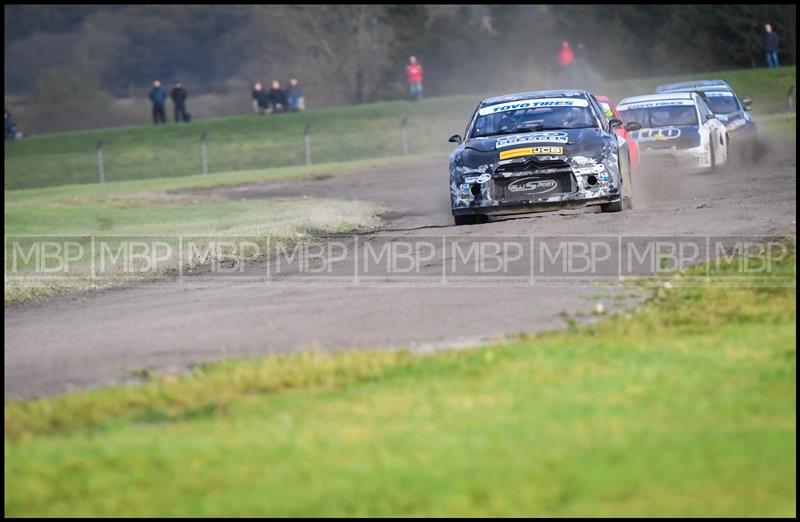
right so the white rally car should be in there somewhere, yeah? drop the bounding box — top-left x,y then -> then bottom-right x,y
616,92 -> 728,171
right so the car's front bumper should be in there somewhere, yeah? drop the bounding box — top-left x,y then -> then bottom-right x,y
638,143 -> 710,169
452,193 -> 618,217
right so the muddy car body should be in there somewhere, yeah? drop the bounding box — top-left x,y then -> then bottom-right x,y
448,90 -> 635,225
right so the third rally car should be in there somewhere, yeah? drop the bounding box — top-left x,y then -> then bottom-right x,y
448,90 -> 637,226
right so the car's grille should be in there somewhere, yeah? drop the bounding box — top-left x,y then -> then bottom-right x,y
495,172 -> 575,201
493,157 -> 574,200
494,158 -> 571,174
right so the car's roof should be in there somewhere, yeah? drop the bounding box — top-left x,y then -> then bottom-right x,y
618,92 -> 696,106
480,90 -> 588,106
655,80 -> 731,93
595,95 -> 613,104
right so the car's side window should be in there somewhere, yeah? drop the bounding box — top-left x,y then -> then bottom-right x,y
587,96 -> 607,130
693,95 -> 707,124
465,104 -> 481,138
696,96 -> 713,123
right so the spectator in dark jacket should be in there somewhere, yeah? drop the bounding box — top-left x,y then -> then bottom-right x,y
287,78 -> 304,111
267,80 -> 288,113
148,80 -> 167,124
5,109 -> 20,140
252,81 -> 269,114
764,23 -> 779,68
170,81 -> 189,122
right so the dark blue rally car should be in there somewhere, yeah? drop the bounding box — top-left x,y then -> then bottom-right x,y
447,90 -> 637,226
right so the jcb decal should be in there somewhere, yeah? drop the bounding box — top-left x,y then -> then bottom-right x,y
499,146 -> 564,160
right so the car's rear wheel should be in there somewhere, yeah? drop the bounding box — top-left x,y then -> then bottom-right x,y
453,214 -> 488,226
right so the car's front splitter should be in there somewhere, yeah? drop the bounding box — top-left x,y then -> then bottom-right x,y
452,194 -> 618,217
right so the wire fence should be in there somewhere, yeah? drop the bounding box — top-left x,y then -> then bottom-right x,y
4,104 -> 474,190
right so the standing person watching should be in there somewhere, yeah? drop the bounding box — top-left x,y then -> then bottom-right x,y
148,80 -> 167,124
405,56 -> 424,101
764,23 -> 780,68
287,78 -> 304,112
5,109 -> 22,140
170,81 -> 189,122
556,40 -> 576,86
252,82 -> 269,114
267,80 -> 288,113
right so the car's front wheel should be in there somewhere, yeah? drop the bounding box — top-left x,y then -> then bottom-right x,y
708,139 -> 717,171
453,214 -> 488,226
600,199 -> 624,213
622,154 -> 634,210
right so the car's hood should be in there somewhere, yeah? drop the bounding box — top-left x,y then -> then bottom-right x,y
713,111 -> 740,123
463,128 -> 607,159
628,124 -> 701,150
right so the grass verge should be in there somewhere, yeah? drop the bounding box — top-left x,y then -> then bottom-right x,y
4,239 -> 795,516
5,66 -> 794,190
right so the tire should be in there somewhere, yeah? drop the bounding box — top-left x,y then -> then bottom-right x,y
621,155 -> 634,210
708,139 -> 717,172
453,214 -> 488,226
601,198 -> 623,213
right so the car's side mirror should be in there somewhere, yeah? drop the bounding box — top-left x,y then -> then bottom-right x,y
742,97 -> 752,110
623,121 -> 642,132
608,118 -> 623,130
448,134 -> 462,144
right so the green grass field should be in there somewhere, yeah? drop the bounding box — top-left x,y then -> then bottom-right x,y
4,66 -> 795,190
4,240 -> 796,517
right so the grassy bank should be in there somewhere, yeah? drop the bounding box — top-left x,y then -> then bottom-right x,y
4,240 -> 795,516
4,66 -> 795,190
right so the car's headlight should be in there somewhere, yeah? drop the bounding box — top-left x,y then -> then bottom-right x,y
726,118 -> 746,131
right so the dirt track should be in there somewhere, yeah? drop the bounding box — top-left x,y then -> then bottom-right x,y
5,139 -> 796,398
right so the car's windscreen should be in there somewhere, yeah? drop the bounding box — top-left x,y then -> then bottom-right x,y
470,98 -> 597,138
618,103 -> 698,128
702,92 -> 740,114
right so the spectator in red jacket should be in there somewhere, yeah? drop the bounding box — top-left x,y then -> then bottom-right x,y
405,56 -> 424,101
557,41 -> 575,68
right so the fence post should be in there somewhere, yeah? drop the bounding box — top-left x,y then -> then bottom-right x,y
303,122 -> 312,166
200,131 -> 208,175
96,140 -> 105,184
401,115 -> 409,156
787,84 -> 795,112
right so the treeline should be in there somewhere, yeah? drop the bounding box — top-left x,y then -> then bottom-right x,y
4,4 -> 796,131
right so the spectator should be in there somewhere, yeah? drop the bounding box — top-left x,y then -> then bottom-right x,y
405,56 -> 424,101
252,82 -> 269,114
764,23 -> 780,68
287,78 -> 304,112
148,80 -> 167,124
557,40 -> 575,68
5,109 -> 21,140
556,40 -> 577,87
267,80 -> 288,113
170,81 -> 189,122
